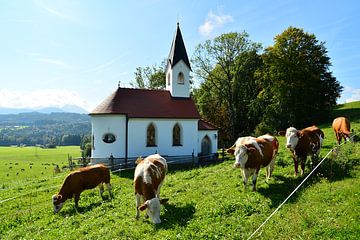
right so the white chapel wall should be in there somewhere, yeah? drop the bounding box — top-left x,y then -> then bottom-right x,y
91,115 -> 126,159
128,118 -> 198,158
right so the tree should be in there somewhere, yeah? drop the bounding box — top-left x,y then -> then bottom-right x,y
131,59 -> 166,89
255,26 -> 343,131
192,32 -> 262,144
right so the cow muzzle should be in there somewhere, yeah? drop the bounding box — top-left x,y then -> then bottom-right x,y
233,163 -> 241,168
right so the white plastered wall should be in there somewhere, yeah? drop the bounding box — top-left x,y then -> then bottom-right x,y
128,118 -> 198,158
166,60 -> 190,98
91,115 -> 126,158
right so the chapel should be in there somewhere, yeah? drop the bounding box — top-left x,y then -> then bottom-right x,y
90,23 -> 218,164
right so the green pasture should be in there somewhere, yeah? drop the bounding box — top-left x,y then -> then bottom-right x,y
1,104 -> 360,239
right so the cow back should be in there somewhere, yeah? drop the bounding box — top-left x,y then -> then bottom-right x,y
332,117 -> 350,134
59,164 -> 110,198
245,139 -> 275,169
134,154 -> 167,200
296,126 -> 324,156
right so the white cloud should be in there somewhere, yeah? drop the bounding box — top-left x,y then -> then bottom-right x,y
338,86 -> 360,103
35,58 -> 70,68
34,0 -> 69,18
199,10 -> 234,36
0,89 -> 92,112
344,86 -> 360,103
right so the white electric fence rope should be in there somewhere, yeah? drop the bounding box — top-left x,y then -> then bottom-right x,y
247,133 -> 357,240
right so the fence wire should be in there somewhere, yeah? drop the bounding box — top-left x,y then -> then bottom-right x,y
247,133 -> 358,240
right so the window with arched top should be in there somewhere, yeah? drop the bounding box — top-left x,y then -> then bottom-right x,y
173,123 -> 182,146
201,135 -> 212,156
177,72 -> 184,84
147,123 -> 156,147
167,73 -> 171,86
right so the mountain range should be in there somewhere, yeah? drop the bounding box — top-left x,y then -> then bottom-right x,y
0,105 -> 89,114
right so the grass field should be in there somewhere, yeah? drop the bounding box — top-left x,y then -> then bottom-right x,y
1,103 -> 360,239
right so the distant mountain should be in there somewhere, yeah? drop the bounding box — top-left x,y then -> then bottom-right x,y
0,105 -> 88,114
0,112 -> 91,146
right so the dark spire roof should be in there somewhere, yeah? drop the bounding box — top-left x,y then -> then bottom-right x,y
167,23 -> 191,70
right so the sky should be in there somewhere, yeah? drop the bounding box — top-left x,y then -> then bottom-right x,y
1,0 -> 360,113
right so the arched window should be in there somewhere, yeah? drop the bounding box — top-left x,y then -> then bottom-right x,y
173,123 -> 181,146
177,72 -> 184,84
147,123 -> 156,147
167,72 -> 171,86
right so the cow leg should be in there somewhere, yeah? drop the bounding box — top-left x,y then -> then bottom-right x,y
252,169 -> 260,192
335,132 -> 340,145
99,183 -> 104,199
135,194 -> 141,219
293,156 -> 299,176
243,169 -> 254,191
300,157 -> 306,175
74,193 -> 80,211
106,183 -> 113,198
266,159 -> 275,181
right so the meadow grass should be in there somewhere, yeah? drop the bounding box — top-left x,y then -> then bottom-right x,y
1,110 -> 360,239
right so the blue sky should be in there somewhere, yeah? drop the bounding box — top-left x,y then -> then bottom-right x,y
1,0 -> 359,112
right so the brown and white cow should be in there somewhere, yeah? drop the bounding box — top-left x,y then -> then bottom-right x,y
285,125 -> 324,175
233,134 -> 279,191
332,117 -> 351,145
134,154 -> 168,224
227,136 -> 259,155
52,164 -> 113,213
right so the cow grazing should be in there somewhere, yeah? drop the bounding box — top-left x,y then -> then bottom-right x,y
285,125 -> 324,175
233,134 -> 279,191
332,117 -> 351,145
134,154 -> 168,224
52,164 -> 113,213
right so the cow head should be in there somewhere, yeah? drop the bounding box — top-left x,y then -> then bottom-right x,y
52,194 -> 64,213
233,145 -> 256,168
285,127 -> 300,150
138,197 -> 168,224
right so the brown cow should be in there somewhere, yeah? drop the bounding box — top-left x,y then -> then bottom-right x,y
134,154 -> 168,224
52,164 -> 113,213
233,134 -> 279,191
285,126 -> 324,175
332,117 -> 351,145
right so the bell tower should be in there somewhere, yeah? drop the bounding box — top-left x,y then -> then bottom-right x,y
165,23 -> 191,98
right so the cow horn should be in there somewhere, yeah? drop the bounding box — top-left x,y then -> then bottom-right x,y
135,156 -> 143,164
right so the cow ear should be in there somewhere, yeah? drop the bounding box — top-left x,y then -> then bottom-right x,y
139,203 -> 148,211
160,198 -> 169,205
247,147 -> 256,155
226,148 -> 235,155
278,131 -> 286,136
135,156 -> 143,164
297,131 -> 302,138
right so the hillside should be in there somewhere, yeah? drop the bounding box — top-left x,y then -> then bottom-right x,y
0,112 -> 91,146
0,102 -> 359,239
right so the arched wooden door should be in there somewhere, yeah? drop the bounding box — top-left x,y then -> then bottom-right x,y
201,135 -> 212,156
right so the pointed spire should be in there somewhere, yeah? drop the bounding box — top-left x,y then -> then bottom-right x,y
167,23 -> 191,70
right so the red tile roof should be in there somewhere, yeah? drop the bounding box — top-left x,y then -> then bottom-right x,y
90,87 -> 200,119
198,119 -> 219,130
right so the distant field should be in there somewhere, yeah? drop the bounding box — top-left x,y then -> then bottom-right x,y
0,104 -> 359,239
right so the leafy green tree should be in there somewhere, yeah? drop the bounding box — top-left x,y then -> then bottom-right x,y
131,59 -> 166,89
255,26 -> 343,131
192,32 -> 262,144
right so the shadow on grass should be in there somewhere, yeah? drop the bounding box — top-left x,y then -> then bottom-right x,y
257,175 -> 307,208
58,200 -> 105,216
154,202 -> 196,229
